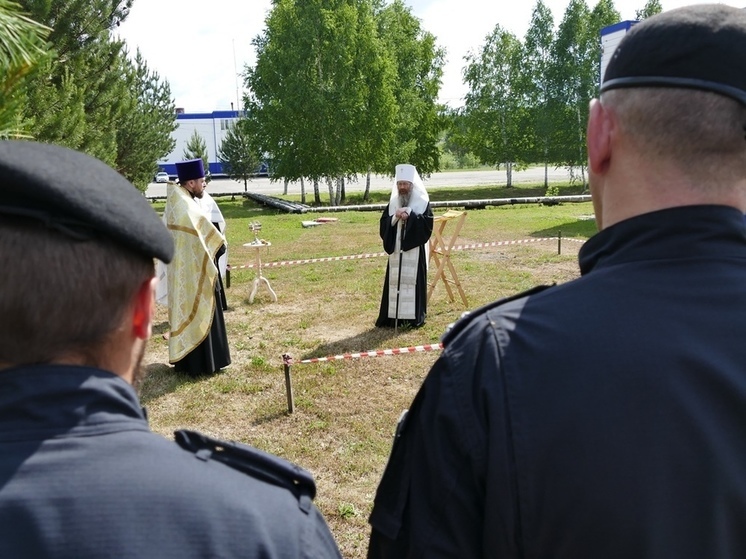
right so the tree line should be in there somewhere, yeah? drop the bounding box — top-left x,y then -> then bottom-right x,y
236,0 -> 444,204
228,0 -> 661,201
1,0 -> 662,197
452,0 -> 661,189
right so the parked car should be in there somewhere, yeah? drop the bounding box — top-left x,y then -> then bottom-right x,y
154,171 -> 169,183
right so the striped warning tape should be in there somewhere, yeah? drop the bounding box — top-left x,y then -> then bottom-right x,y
282,343 -> 444,365
231,237 -> 585,270
230,252 -> 387,270
281,343 -> 444,412
452,237 -> 585,250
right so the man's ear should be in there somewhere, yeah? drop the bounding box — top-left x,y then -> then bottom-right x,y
132,277 -> 157,340
587,99 -> 613,175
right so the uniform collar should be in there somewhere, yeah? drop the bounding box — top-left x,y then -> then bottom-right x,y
579,205 -> 746,276
0,365 -> 148,440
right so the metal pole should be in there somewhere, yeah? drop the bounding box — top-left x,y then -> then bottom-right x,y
558,230 -> 562,255
394,221 -> 405,335
233,38 -> 240,113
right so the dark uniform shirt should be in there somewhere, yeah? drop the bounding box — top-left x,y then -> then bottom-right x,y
368,205 -> 746,558
0,365 -> 342,558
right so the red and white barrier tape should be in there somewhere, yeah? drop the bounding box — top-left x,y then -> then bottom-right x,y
231,237 -> 584,270
283,343 -> 444,365
230,252 -> 387,270
450,237 -> 585,250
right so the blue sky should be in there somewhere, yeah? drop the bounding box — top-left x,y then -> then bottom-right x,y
117,0 -> 743,112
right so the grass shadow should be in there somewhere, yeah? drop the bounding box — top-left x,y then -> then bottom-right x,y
138,362 -> 219,404
301,326 -> 408,360
252,409 -> 293,426
531,216 -> 597,239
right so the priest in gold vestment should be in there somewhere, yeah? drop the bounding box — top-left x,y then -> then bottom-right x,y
165,159 -> 231,375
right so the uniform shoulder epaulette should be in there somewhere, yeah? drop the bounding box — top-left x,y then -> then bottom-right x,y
441,284 -> 555,346
174,429 -> 316,513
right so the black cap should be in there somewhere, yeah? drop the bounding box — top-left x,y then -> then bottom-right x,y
0,140 -> 174,263
601,4 -> 746,106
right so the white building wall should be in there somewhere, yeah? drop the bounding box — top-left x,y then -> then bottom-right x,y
158,111 -> 239,177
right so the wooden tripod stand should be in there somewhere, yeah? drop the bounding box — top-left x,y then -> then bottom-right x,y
427,210 -> 468,307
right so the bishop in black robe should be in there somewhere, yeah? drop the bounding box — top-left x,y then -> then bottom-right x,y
375,164 -> 434,328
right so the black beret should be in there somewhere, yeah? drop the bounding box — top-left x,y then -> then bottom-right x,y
601,4 -> 746,106
0,140 -> 174,263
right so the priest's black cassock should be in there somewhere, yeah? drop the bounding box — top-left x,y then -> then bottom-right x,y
375,164 -> 433,328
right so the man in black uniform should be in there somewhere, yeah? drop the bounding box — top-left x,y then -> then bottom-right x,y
368,5 -> 746,558
0,141 -> 341,558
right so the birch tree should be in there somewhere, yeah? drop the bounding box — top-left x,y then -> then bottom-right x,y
461,25 -> 525,186
245,0 -> 396,205
636,0 -> 662,20
547,0 -> 618,187
374,0 -> 445,177
519,0 -> 555,188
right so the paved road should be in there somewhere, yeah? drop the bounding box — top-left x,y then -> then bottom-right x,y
146,166 -> 574,198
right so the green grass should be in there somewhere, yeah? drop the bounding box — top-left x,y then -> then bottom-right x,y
142,180 -> 597,558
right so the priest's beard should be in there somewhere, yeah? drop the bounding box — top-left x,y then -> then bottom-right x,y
398,193 -> 410,207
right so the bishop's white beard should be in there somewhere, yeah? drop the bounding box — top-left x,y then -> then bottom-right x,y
398,193 -> 410,207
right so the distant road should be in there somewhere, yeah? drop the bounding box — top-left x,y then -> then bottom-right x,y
146,166 -> 574,198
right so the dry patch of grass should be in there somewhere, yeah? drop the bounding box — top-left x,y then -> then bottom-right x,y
141,194 -> 595,558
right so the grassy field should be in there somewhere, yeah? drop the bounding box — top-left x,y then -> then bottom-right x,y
143,181 -> 597,557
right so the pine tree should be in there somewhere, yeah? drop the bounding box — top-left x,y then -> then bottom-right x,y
218,119 -> 260,192
0,0 -> 49,138
115,50 -> 176,191
183,130 -> 210,181
18,0 -> 134,165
